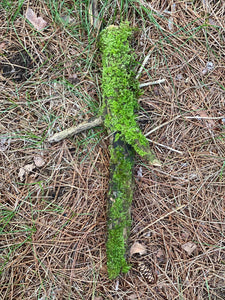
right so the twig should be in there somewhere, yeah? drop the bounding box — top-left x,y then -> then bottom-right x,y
47,76 -> 165,144
48,116 -> 103,143
137,0 -> 164,16
184,116 -> 224,120
47,77 -> 166,143
136,47 -> 155,79
145,115 -> 181,137
146,138 -> 183,154
139,205 -> 186,234
139,79 -> 166,88
88,0 -> 101,30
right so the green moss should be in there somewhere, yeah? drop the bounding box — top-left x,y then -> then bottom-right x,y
100,22 -> 159,279
100,22 -> 151,158
106,143 -> 134,279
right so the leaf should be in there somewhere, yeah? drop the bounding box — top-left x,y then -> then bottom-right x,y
168,17 -> 173,31
202,61 -> 214,75
33,156 -> 45,167
60,15 -> 74,24
127,294 -> 138,300
0,42 -> 6,53
181,242 -> 197,256
130,242 -> 147,256
68,74 -> 79,84
156,248 -> 166,263
18,163 -> 35,181
26,8 -> 47,31
137,166 -> 143,178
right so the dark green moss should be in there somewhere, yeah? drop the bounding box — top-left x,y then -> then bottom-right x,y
106,143 -> 134,279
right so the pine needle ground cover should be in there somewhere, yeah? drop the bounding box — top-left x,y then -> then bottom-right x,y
0,1 -> 225,299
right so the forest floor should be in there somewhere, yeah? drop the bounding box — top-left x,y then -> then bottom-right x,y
0,1 -> 225,299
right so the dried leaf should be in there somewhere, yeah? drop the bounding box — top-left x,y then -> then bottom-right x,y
34,156 -> 45,167
168,17 -> 173,31
202,61 -> 214,75
18,168 -> 26,181
26,8 -> 47,31
27,173 -> 39,184
137,166 -> 143,178
156,248 -> 165,263
127,294 -> 138,300
60,15 -> 74,24
181,229 -> 190,239
181,242 -> 197,256
175,74 -> 183,81
0,42 -> 6,53
0,138 -> 11,151
130,242 -> 147,256
68,74 -> 79,84
18,163 -> 35,181
206,61 -> 214,71
24,164 -> 36,172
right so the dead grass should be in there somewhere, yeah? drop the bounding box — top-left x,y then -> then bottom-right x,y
0,0 -> 225,299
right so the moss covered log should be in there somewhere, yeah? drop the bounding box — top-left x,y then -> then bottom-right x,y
49,22 -> 160,280
100,22 -> 159,279
106,138 -> 134,279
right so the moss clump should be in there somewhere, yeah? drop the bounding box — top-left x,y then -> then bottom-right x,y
100,22 -> 152,158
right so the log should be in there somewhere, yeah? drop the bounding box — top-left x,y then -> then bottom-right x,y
100,22 -> 160,279
48,22 -> 161,280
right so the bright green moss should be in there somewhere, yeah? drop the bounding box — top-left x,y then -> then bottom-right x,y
100,22 -> 150,158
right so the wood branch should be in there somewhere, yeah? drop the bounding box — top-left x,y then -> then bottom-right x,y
139,78 -> 166,87
106,136 -> 134,279
100,22 -> 161,279
88,0 -> 101,30
48,116 -> 103,143
47,80 -> 164,144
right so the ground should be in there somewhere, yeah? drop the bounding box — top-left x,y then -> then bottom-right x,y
0,1 -> 225,299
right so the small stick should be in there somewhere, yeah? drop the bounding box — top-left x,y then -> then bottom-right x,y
136,48 -> 155,79
139,205 -> 186,234
48,116 -> 103,143
146,138 -> 183,154
139,79 -> 166,88
89,0 -> 101,30
145,115 -> 181,137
